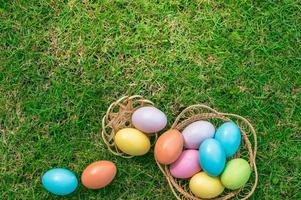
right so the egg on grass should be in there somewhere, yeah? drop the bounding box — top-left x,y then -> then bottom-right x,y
81,161 -> 117,189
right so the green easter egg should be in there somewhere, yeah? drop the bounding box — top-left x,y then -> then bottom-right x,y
221,158 -> 251,190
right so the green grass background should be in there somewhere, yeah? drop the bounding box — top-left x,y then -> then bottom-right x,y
1,0 -> 300,199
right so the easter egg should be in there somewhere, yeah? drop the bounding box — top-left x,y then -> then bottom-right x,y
221,158 -> 251,190
115,128 -> 150,156
132,106 -> 167,134
182,121 -> 215,149
199,138 -> 226,176
189,172 -> 224,199
154,129 -> 183,165
81,161 -> 117,189
215,122 -> 241,157
170,150 -> 201,179
42,168 -> 78,195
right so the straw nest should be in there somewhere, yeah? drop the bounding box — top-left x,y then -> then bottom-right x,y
101,95 -> 156,158
156,104 -> 258,200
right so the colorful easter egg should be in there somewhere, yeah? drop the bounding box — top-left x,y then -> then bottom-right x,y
81,161 -> 117,189
132,106 -> 167,134
215,122 -> 241,157
154,129 -> 183,164
189,172 -> 224,199
182,121 -> 215,149
42,168 -> 78,195
199,138 -> 226,176
221,158 -> 251,190
115,128 -> 150,156
170,150 -> 201,179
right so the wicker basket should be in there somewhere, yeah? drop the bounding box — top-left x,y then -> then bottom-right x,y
101,95 -> 157,158
156,104 -> 258,200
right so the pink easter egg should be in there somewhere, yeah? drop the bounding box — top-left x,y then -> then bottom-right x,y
170,150 -> 201,179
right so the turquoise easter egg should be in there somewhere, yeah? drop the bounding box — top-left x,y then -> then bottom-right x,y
42,168 -> 78,195
215,122 -> 241,158
199,138 -> 226,176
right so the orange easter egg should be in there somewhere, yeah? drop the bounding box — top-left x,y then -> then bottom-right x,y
81,161 -> 117,189
154,129 -> 184,164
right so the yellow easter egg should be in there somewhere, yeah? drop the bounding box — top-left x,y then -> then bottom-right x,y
189,172 -> 224,199
115,128 -> 150,156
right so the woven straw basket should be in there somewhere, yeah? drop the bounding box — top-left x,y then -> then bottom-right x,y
101,95 -> 157,158
156,104 -> 258,200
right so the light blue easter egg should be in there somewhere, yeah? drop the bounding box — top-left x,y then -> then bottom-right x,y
199,138 -> 226,176
215,122 -> 241,158
42,168 -> 78,195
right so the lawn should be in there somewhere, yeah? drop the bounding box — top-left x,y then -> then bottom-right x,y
1,0 -> 300,199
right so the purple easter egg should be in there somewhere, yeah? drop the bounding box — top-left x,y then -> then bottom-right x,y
182,121 -> 215,149
170,150 -> 201,179
132,106 -> 167,134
